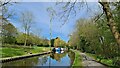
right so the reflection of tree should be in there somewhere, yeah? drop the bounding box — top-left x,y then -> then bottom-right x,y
2,56 -> 49,68
50,52 -> 67,62
68,51 -> 75,66
2,56 -> 40,68
39,56 -> 48,65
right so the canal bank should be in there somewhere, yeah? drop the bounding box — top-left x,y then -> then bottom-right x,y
71,50 -> 109,68
1,51 -> 51,63
1,50 -> 75,67
1,46 -> 51,58
72,50 -> 83,67
80,52 -> 107,68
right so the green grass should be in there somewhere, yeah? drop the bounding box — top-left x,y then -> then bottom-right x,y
86,53 -> 97,59
86,53 -> 114,66
72,50 -> 82,67
101,59 -> 113,66
1,46 -> 50,58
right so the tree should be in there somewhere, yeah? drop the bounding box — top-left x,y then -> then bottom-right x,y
20,11 -> 34,46
54,37 -> 60,47
69,32 -> 79,49
16,32 -> 25,45
50,39 -> 55,47
53,0 -> 120,46
113,2 -> 120,33
69,17 -> 119,62
53,37 -> 67,47
42,38 -> 49,47
2,22 -> 17,44
53,1 -> 120,66
99,1 -> 120,46
59,40 -> 67,47
70,19 -> 100,52
0,0 -> 16,45
47,7 -> 56,50
0,0 -> 13,7
0,0 -> 16,21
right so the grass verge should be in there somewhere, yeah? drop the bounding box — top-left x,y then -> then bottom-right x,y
72,50 -> 82,68
0,46 -> 50,58
86,53 -> 116,67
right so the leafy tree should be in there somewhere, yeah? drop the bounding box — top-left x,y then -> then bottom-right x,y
16,33 -> 25,45
2,21 -> 17,44
53,37 -> 67,47
41,38 -> 49,47
99,1 -> 120,46
54,37 -> 60,47
50,39 -> 55,47
52,1 -> 120,46
2,23 -> 17,36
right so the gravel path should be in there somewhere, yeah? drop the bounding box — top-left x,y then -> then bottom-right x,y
80,53 -> 107,68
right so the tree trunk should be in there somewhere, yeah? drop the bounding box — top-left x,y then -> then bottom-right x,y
24,30 -> 27,46
99,2 -> 120,46
24,34 -> 27,46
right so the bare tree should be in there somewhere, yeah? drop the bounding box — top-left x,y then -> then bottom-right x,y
0,0 -> 12,7
47,7 -> 56,50
0,0 -> 16,18
20,11 -> 34,46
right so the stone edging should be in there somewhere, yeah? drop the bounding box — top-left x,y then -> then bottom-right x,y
0,51 -> 52,63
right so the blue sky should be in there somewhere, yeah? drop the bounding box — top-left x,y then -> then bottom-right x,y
8,2 -> 100,42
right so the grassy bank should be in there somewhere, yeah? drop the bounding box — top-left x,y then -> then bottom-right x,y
86,53 -> 119,67
0,46 -> 50,58
72,50 -> 82,67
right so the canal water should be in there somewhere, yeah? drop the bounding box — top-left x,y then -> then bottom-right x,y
1,51 -> 75,68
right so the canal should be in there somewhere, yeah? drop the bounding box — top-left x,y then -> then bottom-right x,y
1,50 -> 75,68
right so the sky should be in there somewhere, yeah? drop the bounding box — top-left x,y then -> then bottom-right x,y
7,2 -> 100,42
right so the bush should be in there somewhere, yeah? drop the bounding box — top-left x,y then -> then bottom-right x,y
113,57 -> 120,67
2,36 -> 16,44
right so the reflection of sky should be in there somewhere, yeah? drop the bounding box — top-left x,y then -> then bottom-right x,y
38,54 -> 70,66
7,2 -> 100,42
2,53 -> 71,67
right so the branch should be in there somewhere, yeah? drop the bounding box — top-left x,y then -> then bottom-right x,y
93,11 -> 104,23
0,0 -> 12,7
60,0 -> 77,27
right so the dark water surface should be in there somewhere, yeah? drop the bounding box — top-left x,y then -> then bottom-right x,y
2,51 -> 75,68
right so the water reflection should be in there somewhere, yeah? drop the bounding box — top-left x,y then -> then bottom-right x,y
2,50 -> 75,68
68,51 -> 75,66
50,51 -> 67,62
37,56 -> 48,66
